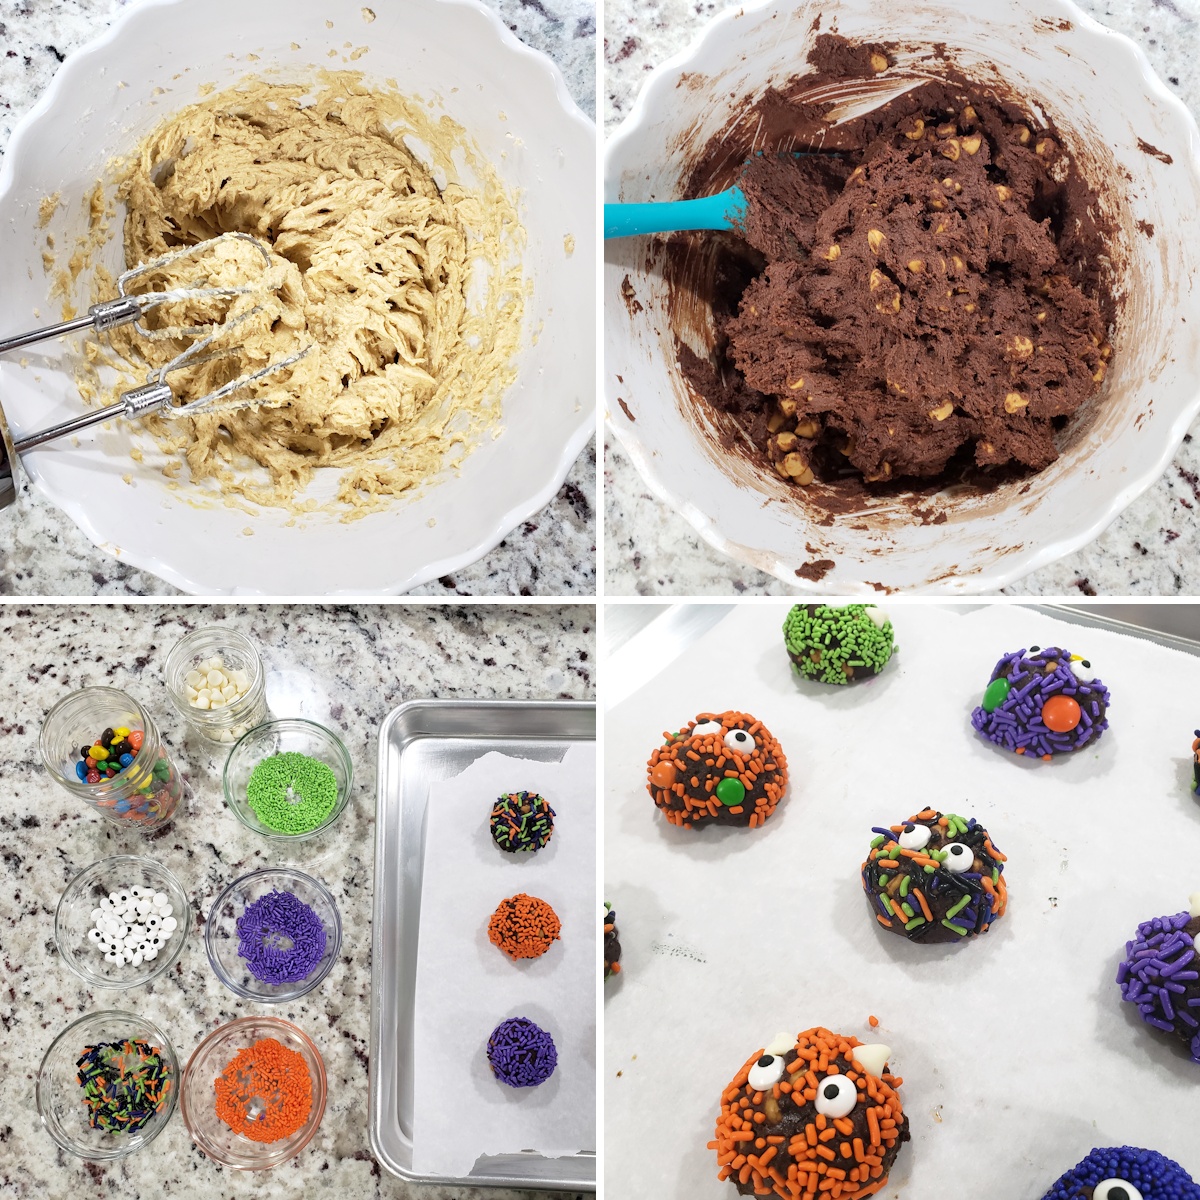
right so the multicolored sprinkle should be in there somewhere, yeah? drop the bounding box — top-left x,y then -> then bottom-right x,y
489,791 -> 556,853
782,604 -> 895,685
76,1039 -> 172,1134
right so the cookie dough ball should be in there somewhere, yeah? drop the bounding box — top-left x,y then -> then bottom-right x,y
604,902 -> 621,980
490,790 -> 555,853
971,645 -> 1110,760
486,1016 -> 557,1088
709,1028 -> 909,1198
862,810 -> 1008,943
646,711 -> 788,830
1192,731 -> 1199,795
783,604 -> 895,684
1116,893 -> 1200,1063
487,893 -> 561,960
1041,1147 -> 1200,1200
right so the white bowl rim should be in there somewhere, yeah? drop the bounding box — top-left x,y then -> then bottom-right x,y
603,0 -> 1200,594
0,0 -> 597,596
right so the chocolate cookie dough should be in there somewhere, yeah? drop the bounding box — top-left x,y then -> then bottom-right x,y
681,35 -> 1114,488
709,1027 -> 909,1199
1116,894 -> 1200,1064
971,644 -> 1110,760
783,603 -> 894,684
646,711 -> 788,830
862,810 -> 1008,943
604,902 -> 621,980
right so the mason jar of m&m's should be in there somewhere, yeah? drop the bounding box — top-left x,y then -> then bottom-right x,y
39,688 -> 185,832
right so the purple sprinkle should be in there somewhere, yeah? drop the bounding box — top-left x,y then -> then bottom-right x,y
236,889 -> 326,985
487,1017 -> 557,1088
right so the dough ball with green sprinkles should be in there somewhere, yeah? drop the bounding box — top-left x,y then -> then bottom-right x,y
246,751 -> 339,835
782,603 -> 896,685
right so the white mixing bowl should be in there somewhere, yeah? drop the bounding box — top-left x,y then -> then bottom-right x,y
0,0 -> 594,595
604,0 -> 1200,593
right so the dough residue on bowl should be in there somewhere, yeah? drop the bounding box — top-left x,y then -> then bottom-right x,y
76,72 -> 526,514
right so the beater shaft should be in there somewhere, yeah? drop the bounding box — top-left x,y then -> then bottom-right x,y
0,297 -> 142,355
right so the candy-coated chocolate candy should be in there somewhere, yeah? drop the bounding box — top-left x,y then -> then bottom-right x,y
650,761 -> 676,789
1041,694 -> 1082,733
129,731 -> 144,750
86,771 -> 101,784
120,753 -> 134,767
716,777 -> 746,807
981,677 -> 1010,713
90,745 -> 107,761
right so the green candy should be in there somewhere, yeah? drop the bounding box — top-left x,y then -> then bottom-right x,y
981,676 -> 1010,713
782,603 -> 895,686
715,777 -> 746,807
246,750 -> 339,834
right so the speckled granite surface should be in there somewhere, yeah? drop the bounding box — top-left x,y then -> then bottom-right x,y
603,0 -> 1200,596
0,603 -> 595,1198
0,0 -> 596,597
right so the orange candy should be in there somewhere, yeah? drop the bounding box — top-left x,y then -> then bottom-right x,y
649,761 -> 677,789
1041,694 -> 1082,732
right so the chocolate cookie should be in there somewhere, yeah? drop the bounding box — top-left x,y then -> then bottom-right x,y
1116,894 -> 1200,1064
971,645 -> 1110,759
782,603 -> 895,684
646,711 -> 788,829
1041,1147 -> 1200,1200
862,810 -> 1007,943
709,1027 -> 909,1199
490,791 -> 555,853
604,902 -> 621,980
1192,731 -> 1199,794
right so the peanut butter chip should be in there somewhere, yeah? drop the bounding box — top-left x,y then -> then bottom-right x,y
1004,391 -> 1028,413
869,52 -> 889,73
867,229 -> 885,254
929,400 -> 954,421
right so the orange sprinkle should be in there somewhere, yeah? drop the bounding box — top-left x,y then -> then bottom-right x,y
867,1016 -> 879,1029
214,1037 -> 312,1143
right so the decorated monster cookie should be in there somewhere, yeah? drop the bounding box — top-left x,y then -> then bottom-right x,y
604,902 -> 621,980
646,711 -> 788,830
1041,1146 -> 1200,1200
709,1027 -> 909,1199
1192,731 -> 1199,794
862,810 -> 1008,943
1116,893 -> 1200,1064
971,645 -> 1110,760
782,604 -> 895,685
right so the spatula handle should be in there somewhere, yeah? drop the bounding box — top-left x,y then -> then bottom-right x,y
604,187 -> 747,239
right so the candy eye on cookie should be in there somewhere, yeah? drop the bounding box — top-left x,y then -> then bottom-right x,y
941,842 -> 975,873
724,728 -> 756,752
691,719 -> 723,736
1093,1182 -> 1143,1200
813,1073 -> 858,1118
747,1053 -> 787,1090
897,822 -> 932,850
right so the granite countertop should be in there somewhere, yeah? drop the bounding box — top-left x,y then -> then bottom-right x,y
0,0 -> 596,597
0,603 -> 595,1199
603,0 -> 1200,596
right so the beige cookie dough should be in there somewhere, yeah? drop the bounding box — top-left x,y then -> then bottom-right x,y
95,72 -> 525,512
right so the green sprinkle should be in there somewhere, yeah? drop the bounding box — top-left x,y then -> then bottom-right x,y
899,876 -> 910,897
899,902 -> 914,918
880,895 -> 895,917
246,751 -> 339,834
877,872 -> 890,886
946,894 -> 972,919
904,917 -> 926,931
992,867 -> 1000,884
941,919 -> 969,936
870,834 -> 885,848
923,865 -> 936,874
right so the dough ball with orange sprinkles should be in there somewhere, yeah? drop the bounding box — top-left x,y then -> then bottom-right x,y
488,893 -> 562,960
709,1027 -> 910,1200
646,711 -> 788,830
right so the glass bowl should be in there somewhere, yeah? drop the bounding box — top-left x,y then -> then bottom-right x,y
180,1016 -> 327,1169
37,1010 -> 178,1160
164,626 -> 269,746
204,867 -> 341,1003
55,855 -> 190,989
222,719 -> 353,841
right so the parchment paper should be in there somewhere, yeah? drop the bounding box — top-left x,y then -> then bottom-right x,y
604,603 -> 1200,1200
413,744 -> 597,1176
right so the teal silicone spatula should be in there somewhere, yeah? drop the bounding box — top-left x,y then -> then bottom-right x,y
604,186 -> 747,239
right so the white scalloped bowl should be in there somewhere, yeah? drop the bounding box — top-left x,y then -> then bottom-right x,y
605,0 -> 1200,593
0,0 -> 594,595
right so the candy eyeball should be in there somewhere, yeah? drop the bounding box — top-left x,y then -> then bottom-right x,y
942,843 -> 975,874
724,729 -> 756,753
747,1053 -> 787,1091
691,720 -> 722,737
1070,658 -> 1097,682
813,1074 -> 857,1118
898,823 -> 931,851
1094,1181 -> 1143,1200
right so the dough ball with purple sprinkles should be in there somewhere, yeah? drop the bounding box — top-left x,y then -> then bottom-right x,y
1116,893 -> 1200,1064
1040,1146 -> 1200,1200
971,645 -> 1110,760
862,810 -> 1008,943
486,1016 -> 557,1088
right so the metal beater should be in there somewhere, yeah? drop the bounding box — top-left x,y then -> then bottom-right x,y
0,231 -> 311,508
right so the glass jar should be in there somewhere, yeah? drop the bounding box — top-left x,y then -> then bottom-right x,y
40,687 -> 184,832
163,627 -> 268,745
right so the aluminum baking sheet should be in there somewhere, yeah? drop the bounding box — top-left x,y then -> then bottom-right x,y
369,698 -> 597,1191
605,602 -> 1200,1200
